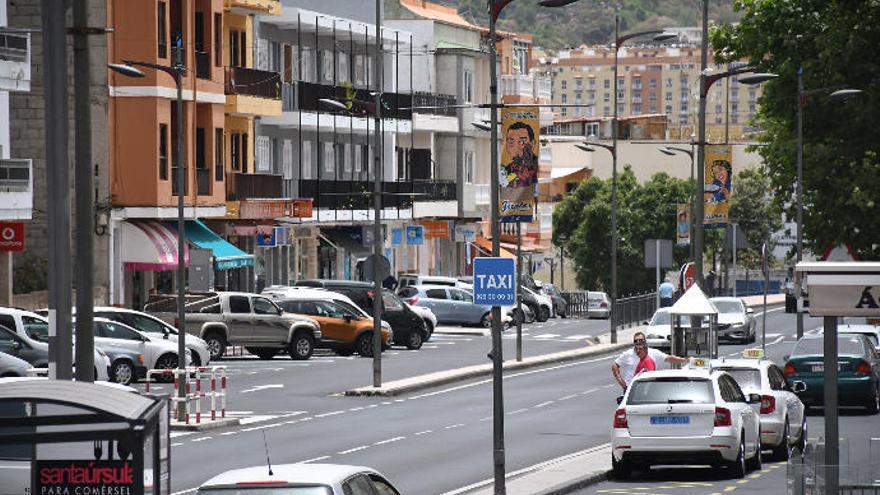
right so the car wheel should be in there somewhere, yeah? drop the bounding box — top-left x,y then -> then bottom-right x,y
189,351 -> 201,367
537,306 -> 550,322
611,455 -> 631,480
406,330 -> 424,350
771,420 -> 791,462
424,320 -> 434,341
288,334 -> 314,360
356,333 -> 375,357
866,384 -> 880,414
728,433 -> 747,478
111,360 -> 135,386
246,348 -> 278,360
747,436 -> 762,471
480,312 -> 492,328
204,332 -> 226,360
155,353 -> 178,382
511,308 -> 525,326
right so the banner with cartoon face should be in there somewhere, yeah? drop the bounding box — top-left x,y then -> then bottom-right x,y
704,145 -> 732,228
500,107 -> 539,223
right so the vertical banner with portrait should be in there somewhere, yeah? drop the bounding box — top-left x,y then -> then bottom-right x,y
676,203 -> 690,246
500,106 -> 539,223
703,144 -> 733,228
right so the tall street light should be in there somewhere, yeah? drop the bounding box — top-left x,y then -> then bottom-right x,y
660,145 -> 695,262
694,67 -> 777,287
109,47 -> 188,420
542,0 -> 674,343
793,68 -> 861,339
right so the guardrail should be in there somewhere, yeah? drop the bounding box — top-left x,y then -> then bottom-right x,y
614,292 -> 657,329
146,366 -> 227,424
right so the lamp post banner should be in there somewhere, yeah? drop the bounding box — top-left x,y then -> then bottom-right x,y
676,203 -> 690,246
703,144 -> 733,228
499,106 -> 539,223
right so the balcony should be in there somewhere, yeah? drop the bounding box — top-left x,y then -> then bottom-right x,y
195,51 -> 210,80
197,168 -> 211,195
232,172 -> 282,200
499,74 -> 534,100
536,77 -> 551,100
224,0 -> 280,15
0,159 -> 33,220
0,31 -> 31,92
225,66 -> 283,117
411,92 -> 457,117
297,81 -> 412,120
298,179 -> 456,210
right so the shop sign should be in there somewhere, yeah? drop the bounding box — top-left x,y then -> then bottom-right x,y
0,222 -> 25,252
454,223 -> 478,243
406,226 -> 423,245
420,220 -> 449,239
35,459 -> 138,495
238,199 -> 314,220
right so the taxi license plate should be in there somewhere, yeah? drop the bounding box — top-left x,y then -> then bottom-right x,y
811,364 -> 842,372
650,416 -> 690,425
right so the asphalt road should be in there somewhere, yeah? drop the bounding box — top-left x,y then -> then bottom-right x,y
570,311 -> 880,495
150,307 -> 827,495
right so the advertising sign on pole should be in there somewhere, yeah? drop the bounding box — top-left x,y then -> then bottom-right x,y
473,257 -> 516,306
391,228 -> 403,246
454,223 -> 478,243
420,220 -> 449,239
0,222 -> 25,252
405,225 -> 423,245
35,460 -> 139,495
499,106 -> 539,223
675,204 -> 690,247
703,144 -> 733,228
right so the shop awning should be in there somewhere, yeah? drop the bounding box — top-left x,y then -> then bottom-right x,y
473,236 -> 515,259
120,220 -> 188,271
178,220 -> 255,270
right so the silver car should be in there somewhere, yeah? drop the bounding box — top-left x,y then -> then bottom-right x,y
710,297 -> 756,343
0,351 -> 32,377
399,285 -> 494,327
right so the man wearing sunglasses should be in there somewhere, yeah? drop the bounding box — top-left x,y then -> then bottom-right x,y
612,332 -> 689,391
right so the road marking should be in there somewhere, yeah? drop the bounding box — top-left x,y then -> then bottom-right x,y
170,431 -> 194,439
191,436 -> 212,443
558,394 -> 578,401
724,486 -> 737,492
507,408 -> 528,415
314,410 -> 345,418
220,431 -> 236,436
240,384 -> 284,394
444,423 -> 465,429
300,455 -> 330,463
348,406 -> 364,412
170,442 -> 183,447
532,333 -> 561,339
373,436 -> 405,446
535,400 -> 555,408
414,430 -> 432,436
238,415 -> 279,425
338,445 -> 370,455
171,488 -> 197,495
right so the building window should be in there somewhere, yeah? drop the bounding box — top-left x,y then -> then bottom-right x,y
464,151 -> 475,184
632,103 -> 641,114
666,77 -> 672,88
241,133 -> 249,173
196,127 -> 206,170
157,2 -> 167,58
158,123 -> 168,180
561,80 -> 567,90
575,78 -> 583,89
731,103 -> 739,123
302,141 -> 313,180
282,139 -> 293,180
603,106 -> 610,117
240,31 -> 247,67
323,142 -> 334,174
230,133 -> 240,171
649,79 -> 657,89
463,70 -> 474,103
343,143 -> 352,174
214,128 -> 223,181
256,136 -> 271,172
561,94 -> 567,103
229,31 -> 239,67
604,79 -> 610,89
214,13 -> 221,66
665,105 -> 672,115
354,145 -> 362,173
715,104 -> 722,115
617,103 -> 624,115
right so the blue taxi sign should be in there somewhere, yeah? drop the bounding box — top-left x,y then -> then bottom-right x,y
473,257 -> 516,306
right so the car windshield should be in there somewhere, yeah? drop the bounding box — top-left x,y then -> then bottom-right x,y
650,311 -> 670,326
627,377 -> 714,405
840,331 -> 879,347
714,301 -> 744,313
197,487 -> 331,495
716,368 -> 761,391
792,337 -> 864,357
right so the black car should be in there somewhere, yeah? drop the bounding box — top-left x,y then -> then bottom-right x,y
294,280 -> 428,349
539,283 -> 567,318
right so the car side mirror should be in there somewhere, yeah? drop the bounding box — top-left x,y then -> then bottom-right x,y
747,393 -> 762,404
792,381 -> 807,393
162,328 -> 170,339
616,395 -> 624,405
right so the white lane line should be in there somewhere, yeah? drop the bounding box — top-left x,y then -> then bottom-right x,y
314,410 -> 345,418
534,401 -> 555,408
191,436 -> 212,443
240,384 -> 284,394
170,431 -> 195,439
394,399 -> 406,403
445,423 -> 465,429
532,333 -> 561,339
349,407 -> 365,412
338,445 -> 371,455
220,431 -> 237,436
507,408 -> 529,415
414,430 -> 433,436
238,415 -> 279,425
300,455 -> 331,463
558,394 -> 578,401
373,436 -> 405,446
171,442 -> 183,447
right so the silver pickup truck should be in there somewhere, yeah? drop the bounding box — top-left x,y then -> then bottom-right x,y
145,291 -> 321,361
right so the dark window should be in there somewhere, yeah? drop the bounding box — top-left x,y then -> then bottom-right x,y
194,11 -> 204,52
242,133 -> 249,173
239,31 -> 247,68
725,376 -> 746,402
123,313 -> 170,335
213,13 -> 222,67
717,367 -> 761,391
21,316 -> 49,342
230,133 -> 240,171
0,327 -> 22,353
196,127 -> 206,169
229,31 -> 239,67
626,377 -> 714,405
768,366 -> 786,391
342,475 -> 375,495
214,128 -> 224,181
0,314 -> 15,331
159,123 -> 169,180
157,2 -> 167,58
397,287 -> 418,298
369,475 -> 401,495
98,322 -> 142,341
228,296 -> 251,314
425,289 -> 447,299
252,297 -> 279,315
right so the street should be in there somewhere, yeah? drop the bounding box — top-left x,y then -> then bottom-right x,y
131,306 -> 876,495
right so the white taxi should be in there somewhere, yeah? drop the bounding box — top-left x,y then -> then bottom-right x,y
611,369 -> 762,479
711,353 -> 807,460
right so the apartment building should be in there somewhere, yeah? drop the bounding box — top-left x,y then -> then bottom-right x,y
537,44 -> 764,142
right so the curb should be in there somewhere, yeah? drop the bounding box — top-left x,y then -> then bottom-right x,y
170,417 -> 240,431
535,470 -> 610,495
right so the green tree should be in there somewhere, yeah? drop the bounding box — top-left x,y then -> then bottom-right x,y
728,167 -> 782,270
711,0 -> 880,260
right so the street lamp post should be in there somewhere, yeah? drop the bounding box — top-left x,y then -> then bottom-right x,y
793,70 -> 861,339
109,46 -> 188,420
660,145 -> 695,264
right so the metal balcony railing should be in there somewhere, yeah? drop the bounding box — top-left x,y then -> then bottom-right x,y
233,172 -> 282,200
411,92 -> 457,116
298,179 -> 456,210
225,66 -> 281,100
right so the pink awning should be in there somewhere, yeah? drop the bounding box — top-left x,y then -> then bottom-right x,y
121,220 -> 188,271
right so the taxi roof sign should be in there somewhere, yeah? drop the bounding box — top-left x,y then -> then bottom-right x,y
742,348 -> 765,359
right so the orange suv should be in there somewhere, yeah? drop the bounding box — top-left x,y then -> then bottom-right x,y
276,298 -> 391,357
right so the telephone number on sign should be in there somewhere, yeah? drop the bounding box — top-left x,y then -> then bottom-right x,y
475,293 -> 514,302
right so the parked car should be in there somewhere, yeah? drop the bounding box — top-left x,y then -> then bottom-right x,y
406,302 -> 436,340
87,317 -> 190,383
587,291 -> 612,319
144,291 -> 322,361
397,274 -> 471,290
0,308 -> 111,381
293,280 -> 428,348
196,463 -> 402,495
399,285 -> 495,327
783,333 -> 880,413
612,368 -> 762,479
522,286 -> 553,322
710,297 -> 756,344
838,323 -> 880,347
0,351 -> 32,377
539,283 -> 568,318
85,307 -> 211,366
643,308 -> 672,351
276,297 -> 395,355
711,357 -> 807,460
96,345 -> 148,386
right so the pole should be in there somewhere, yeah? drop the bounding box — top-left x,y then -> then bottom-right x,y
73,1 -> 95,381
689,139 -> 696,265
732,223 -> 737,297
795,68 -> 804,340
559,246 -> 565,291
174,62 -> 187,420
516,223 -> 522,362
372,0 -> 383,386
488,4 -> 506,493
43,0 -> 72,380
823,315 -> 839,495
655,240 -> 660,309
610,12 -> 620,344
761,252 -> 768,352
694,0 -> 708,289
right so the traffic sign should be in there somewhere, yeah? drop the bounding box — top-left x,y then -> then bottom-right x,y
473,257 -> 516,306
0,222 -> 24,252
